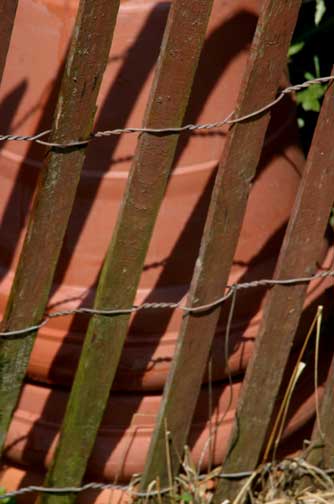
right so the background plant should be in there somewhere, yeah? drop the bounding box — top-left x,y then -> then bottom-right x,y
288,0 -> 333,152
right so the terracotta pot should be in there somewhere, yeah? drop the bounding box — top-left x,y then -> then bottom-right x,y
4,381 -> 240,480
3,359 -> 327,482
0,416 -> 315,504
25,251 -> 334,390
0,463 -> 129,504
0,417 -> 321,504
0,426 -> 310,504
0,412 -> 315,504
3,339 -> 333,497
0,0 -> 331,390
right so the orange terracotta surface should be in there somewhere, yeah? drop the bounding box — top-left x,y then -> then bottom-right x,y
0,463 -> 130,504
0,0 -> 332,390
4,359 -> 328,482
25,248 -> 334,389
3,340 -> 333,499
0,415 -> 321,504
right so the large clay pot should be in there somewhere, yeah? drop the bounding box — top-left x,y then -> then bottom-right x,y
0,417 -> 321,503
3,363 -> 325,482
0,463 -> 129,504
3,343 -> 333,496
0,0 -> 332,390
4,381 -> 241,480
26,252 -> 333,390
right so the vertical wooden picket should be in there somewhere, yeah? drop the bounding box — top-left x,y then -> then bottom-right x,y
0,0 -> 120,452
140,0 -> 302,490
307,353 -> 334,467
38,2 -> 214,503
214,72 -> 334,502
0,0 -> 333,500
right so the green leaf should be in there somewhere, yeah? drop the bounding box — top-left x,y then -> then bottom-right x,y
304,72 -> 315,81
296,83 -> 326,112
0,487 -> 16,504
288,41 -> 305,57
329,208 -> 334,229
315,0 -> 326,25
297,117 -> 305,129
180,492 -> 193,502
314,55 -> 321,78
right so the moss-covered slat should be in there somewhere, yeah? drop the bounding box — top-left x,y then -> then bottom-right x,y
141,0 -> 302,492
0,0 -> 120,453
214,67 -> 334,503
39,1 -> 214,503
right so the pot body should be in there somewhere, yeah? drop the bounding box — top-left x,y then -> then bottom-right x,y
0,0 -> 331,390
3,342 -> 333,491
0,464 -> 128,504
4,368 -> 323,482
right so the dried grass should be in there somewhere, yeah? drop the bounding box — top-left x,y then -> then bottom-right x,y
230,458 -> 334,504
135,456 -> 334,504
136,306 -> 334,504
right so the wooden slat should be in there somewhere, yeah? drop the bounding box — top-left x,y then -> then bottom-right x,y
39,2 -> 214,503
307,357 -> 334,467
214,72 -> 334,502
140,0 -> 302,490
0,1 -> 18,83
0,0 -> 120,452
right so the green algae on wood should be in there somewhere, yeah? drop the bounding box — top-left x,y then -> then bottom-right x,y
0,0 -> 120,454
141,0 -> 303,493
215,65 -> 334,503
39,1 -> 214,503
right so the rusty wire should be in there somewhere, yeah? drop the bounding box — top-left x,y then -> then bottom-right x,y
0,75 -> 332,498
0,76 -> 332,149
0,269 -> 333,338
0,469 -> 256,501
0,459 -> 333,500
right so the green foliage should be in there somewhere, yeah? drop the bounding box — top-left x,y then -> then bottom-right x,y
289,1 -> 334,227
177,492 -> 193,502
296,80 -> 324,112
296,59 -> 327,112
288,41 -> 305,57
0,487 -> 16,504
330,208 -> 334,229
288,0 -> 332,151
315,0 -> 326,25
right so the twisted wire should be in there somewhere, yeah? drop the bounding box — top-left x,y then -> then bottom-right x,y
0,76 -> 332,149
0,269 -> 333,338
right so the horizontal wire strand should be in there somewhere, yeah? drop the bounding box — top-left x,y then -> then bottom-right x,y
0,76 -> 332,501
0,76 -> 332,149
0,459 -> 332,500
0,75 -> 332,501
0,472 -> 254,500
0,269 -> 333,338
